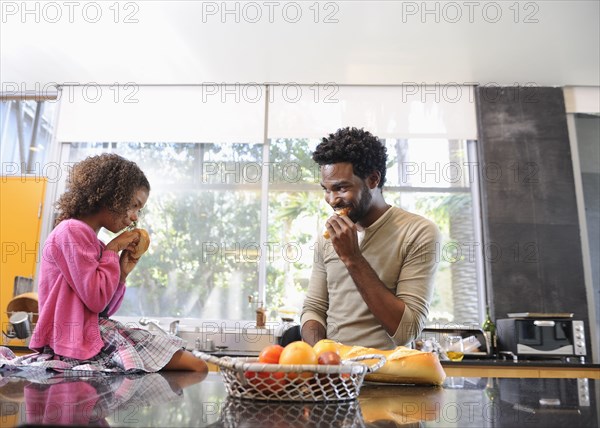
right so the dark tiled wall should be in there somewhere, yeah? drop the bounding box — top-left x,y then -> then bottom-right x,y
475,87 -> 588,325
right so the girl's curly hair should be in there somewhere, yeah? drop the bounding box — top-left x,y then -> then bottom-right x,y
312,127 -> 387,188
55,153 -> 150,225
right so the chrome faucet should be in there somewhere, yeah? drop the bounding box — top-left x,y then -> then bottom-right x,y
139,317 -> 180,337
139,317 -> 169,335
169,320 -> 180,336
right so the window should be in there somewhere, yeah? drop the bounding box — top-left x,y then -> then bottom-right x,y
384,138 -> 482,324
7,85 -> 482,326
266,138 -> 323,319
265,137 -> 483,325
62,141 -> 265,320
0,100 -> 57,173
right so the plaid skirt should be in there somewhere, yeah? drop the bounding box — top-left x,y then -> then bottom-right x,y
0,318 -> 186,374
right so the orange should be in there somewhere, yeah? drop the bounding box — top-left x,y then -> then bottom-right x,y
313,339 -> 342,357
279,341 -> 318,379
258,344 -> 284,364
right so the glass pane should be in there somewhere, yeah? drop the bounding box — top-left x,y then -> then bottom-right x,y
386,138 -> 479,324
64,142 -> 263,320
386,138 -> 472,188
266,137 -> 480,325
266,190 -> 330,320
0,100 -> 57,174
574,114 -> 600,344
387,190 -> 479,324
268,138 -> 322,185
266,138 -> 325,321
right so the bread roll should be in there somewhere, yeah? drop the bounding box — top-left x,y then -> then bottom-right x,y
131,228 -> 150,259
340,344 -> 446,385
322,208 -> 350,239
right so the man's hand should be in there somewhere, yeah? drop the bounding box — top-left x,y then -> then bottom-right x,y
326,214 -> 407,337
326,214 -> 361,263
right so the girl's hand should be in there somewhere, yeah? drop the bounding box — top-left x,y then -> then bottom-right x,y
105,230 -> 140,254
119,249 -> 140,281
105,231 -> 141,282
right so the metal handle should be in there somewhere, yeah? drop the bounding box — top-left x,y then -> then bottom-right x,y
2,330 -> 17,339
193,351 -> 387,374
533,320 -> 555,327
539,398 -> 561,406
344,354 -> 387,373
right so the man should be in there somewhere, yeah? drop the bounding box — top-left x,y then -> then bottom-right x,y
301,127 -> 441,349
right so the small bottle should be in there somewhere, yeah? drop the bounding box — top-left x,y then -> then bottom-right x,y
256,306 -> 266,329
482,305 -> 497,356
485,377 -> 499,403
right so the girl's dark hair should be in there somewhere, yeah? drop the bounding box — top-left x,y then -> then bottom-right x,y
55,153 -> 150,225
312,127 -> 387,188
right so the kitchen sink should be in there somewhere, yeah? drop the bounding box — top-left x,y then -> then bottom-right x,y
177,323 -> 278,352
115,316 -> 280,353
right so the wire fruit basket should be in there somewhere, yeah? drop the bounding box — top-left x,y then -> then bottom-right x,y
216,397 -> 364,427
195,351 -> 386,402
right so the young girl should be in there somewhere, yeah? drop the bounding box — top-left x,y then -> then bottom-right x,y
25,153 -> 207,374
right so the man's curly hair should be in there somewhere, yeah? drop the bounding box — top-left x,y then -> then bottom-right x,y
312,127 -> 387,188
55,153 -> 150,225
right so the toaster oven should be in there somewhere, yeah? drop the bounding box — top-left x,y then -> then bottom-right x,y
496,317 -> 586,359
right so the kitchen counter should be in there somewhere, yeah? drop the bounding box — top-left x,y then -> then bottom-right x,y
198,350 -> 600,379
442,357 -> 600,379
203,349 -> 600,366
0,369 -> 597,427
7,345 -> 600,381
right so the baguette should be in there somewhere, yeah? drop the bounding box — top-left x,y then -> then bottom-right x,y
322,207 -> 350,239
358,384 -> 445,423
339,344 -> 446,385
131,228 -> 150,259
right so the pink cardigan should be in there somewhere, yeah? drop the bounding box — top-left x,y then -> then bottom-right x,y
30,219 -> 126,359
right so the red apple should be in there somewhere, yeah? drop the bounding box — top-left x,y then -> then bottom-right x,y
317,351 -> 341,365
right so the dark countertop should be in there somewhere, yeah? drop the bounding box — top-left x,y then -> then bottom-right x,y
1,370 -> 597,427
11,346 -> 600,368
442,356 -> 600,368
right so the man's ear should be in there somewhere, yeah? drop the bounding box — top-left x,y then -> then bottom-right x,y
367,171 -> 381,189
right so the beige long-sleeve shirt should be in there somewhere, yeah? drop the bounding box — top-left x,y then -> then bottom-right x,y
301,206 -> 441,349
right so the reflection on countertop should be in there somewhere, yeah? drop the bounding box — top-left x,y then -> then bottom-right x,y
0,370 -> 597,427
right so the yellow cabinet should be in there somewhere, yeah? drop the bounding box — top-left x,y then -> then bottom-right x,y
0,176 -> 47,347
